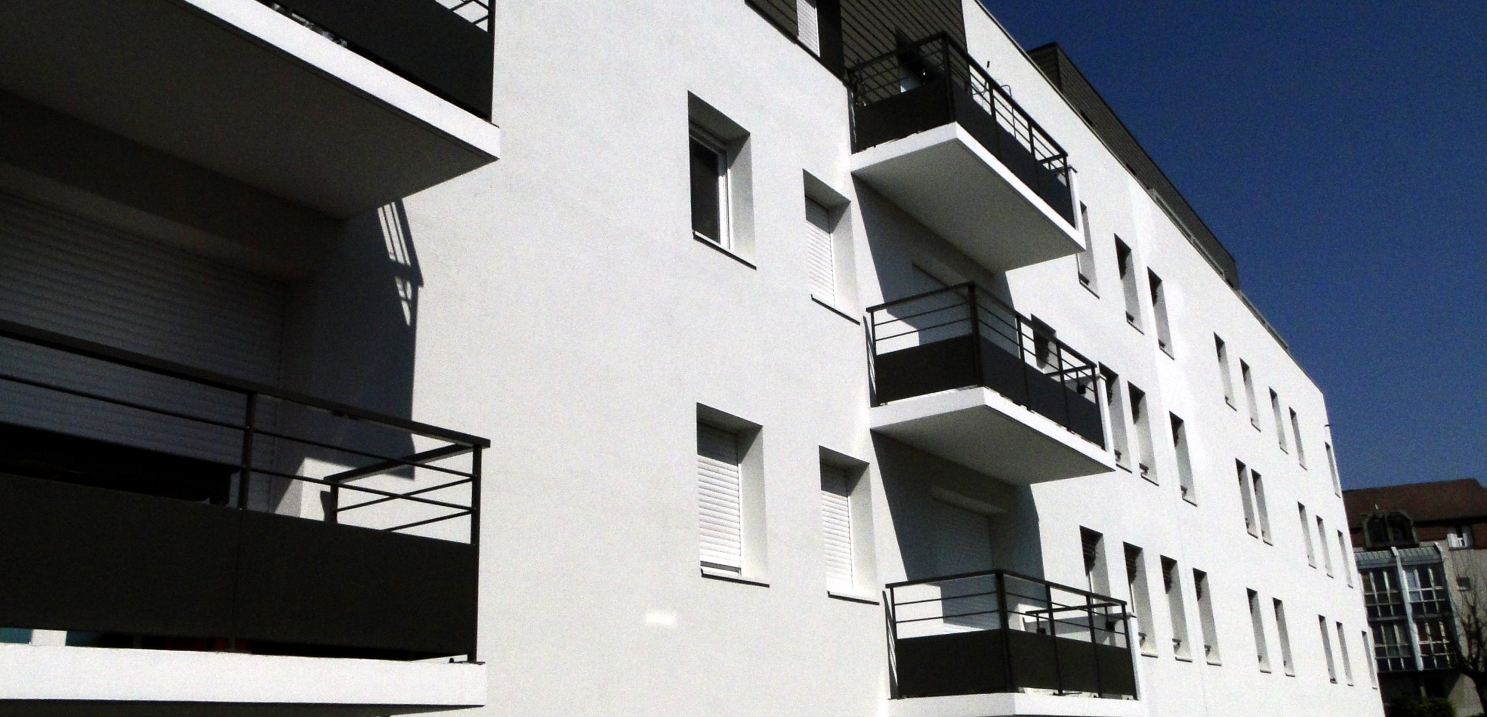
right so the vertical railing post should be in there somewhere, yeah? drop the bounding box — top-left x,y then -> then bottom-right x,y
327,481 -> 339,523
967,285 -> 983,389
1048,582 -> 1064,695
997,571 -> 1014,692
1123,603 -> 1139,699
237,393 -> 257,510
1087,592 -> 1104,697
468,443 -> 482,663
888,585 -> 901,699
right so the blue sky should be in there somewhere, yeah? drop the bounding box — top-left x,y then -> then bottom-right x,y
980,1 -> 1486,490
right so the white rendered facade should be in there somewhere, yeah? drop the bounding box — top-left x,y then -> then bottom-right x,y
0,1 -> 1378,716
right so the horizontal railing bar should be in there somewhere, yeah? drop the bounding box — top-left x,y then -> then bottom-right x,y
383,510 -> 472,533
872,303 -> 972,327
324,443 -> 474,483
337,477 -> 474,513
891,591 -> 1001,609
886,569 -> 1129,606
894,608 -> 1003,625
0,371 -> 246,432
866,282 -> 974,314
245,466 -> 471,512
0,318 -> 489,448
246,427 -> 475,481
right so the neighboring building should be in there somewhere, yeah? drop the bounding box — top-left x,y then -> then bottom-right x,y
0,2 -> 1376,716
1347,479 -> 1487,714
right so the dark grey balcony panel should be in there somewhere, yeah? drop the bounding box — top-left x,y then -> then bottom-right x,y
275,0 -> 493,118
0,472 -> 239,638
234,510 -> 477,657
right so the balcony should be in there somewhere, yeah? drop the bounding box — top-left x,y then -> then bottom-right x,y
886,571 -> 1139,717
0,0 -> 500,218
847,35 -> 1081,273
868,284 -> 1112,484
0,319 -> 487,714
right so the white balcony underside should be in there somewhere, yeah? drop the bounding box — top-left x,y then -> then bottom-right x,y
871,388 -> 1114,485
889,693 -> 1146,717
0,644 -> 485,717
852,124 -> 1081,273
0,0 -> 500,219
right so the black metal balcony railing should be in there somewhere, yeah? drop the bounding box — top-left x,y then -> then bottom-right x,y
868,284 -> 1104,448
0,318 -> 486,661
887,570 -> 1137,699
259,0 -> 494,119
847,34 -> 1075,225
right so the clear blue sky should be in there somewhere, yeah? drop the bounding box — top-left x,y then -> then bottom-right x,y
979,1 -> 1485,490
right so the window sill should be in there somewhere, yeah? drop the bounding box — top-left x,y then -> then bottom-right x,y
1260,667 -> 1273,674
1262,538 -> 1273,545
812,296 -> 860,324
1079,280 -> 1099,298
1206,659 -> 1223,667
693,234 -> 756,269
1225,398 -> 1237,410
1182,494 -> 1197,506
1126,317 -> 1144,334
1116,463 -> 1132,473
1140,650 -> 1159,658
1174,655 -> 1194,663
700,567 -> 769,587
827,590 -> 879,605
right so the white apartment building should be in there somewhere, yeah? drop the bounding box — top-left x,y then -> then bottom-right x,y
0,1 -> 1378,716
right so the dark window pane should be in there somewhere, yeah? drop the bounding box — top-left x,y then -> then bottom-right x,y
690,139 -> 721,242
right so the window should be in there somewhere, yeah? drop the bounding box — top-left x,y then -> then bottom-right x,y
1215,335 -> 1235,408
689,129 -> 729,247
696,406 -> 766,581
1363,568 -> 1404,620
1336,622 -> 1354,685
1318,516 -> 1334,577
1082,528 -> 1109,594
1290,409 -> 1306,467
1126,544 -> 1156,655
688,95 -> 753,259
1103,366 -> 1131,470
1129,383 -> 1156,482
1460,576 -> 1474,591
820,463 -> 854,594
1253,471 -> 1272,543
1148,270 -> 1172,355
1326,443 -> 1342,495
1270,390 -> 1287,452
796,0 -> 820,54
1338,531 -> 1353,586
1373,621 -> 1411,672
1240,361 -> 1259,429
1448,525 -> 1475,549
1249,589 -> 1270,672
1363,629 -> 1378,687
1320,615 -> 1337,683
1237,461 -> 1257,537
1194,569 -> 1220,664
1299,504 -> 1317,567
805,198 -> 836,304
1171,414 -> 1195,503
1076,204 -> 1098,293
1274,599 -> 1294,675
1162,556 -> 1191,660
1115,237 -> 1141,329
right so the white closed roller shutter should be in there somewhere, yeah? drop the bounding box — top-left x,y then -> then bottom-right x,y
697,424 -> 743,573
820,464 -> 853,592
0,192 -> 286,464
805,198 -> 835,304
796,0 -> 821,55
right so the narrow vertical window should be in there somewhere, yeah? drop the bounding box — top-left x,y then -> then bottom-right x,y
1126,544 -> 1156,655
1337,531 -> 1353,586
1171,414 -> 1195,503
1248,589 -> 1270,672
796,0 -> 821,55
1319,615 -> 1337,683
1336,622 -> 1354,685
1215,335 -> 1235,407
1129,383 -> 1156,482
1362,629 -> 1377,687
1076,204 -> 1099,292
1270,390 -> 1287,452
689,129 -> 728,247
1194,569 -> 1220,664
1326,443 -> 1342,496
1148,270 -> 1173,355
1274,599 -> 1295,675
1081,528 -> 1109,594
819,463 -> 853,594
1116,237 -> 1141,329
1237,461 -> 1257,537
697,423 -> 743,574
1299,504 -> 1317,567
1241,361 -> 1259,429
1253,471 -> 1272,543
1290,409 -> 1307,468
1103,366 -> 1130,469
1318,516 -> 1334,576
804,198 -> 835,304
1162,556 -> 1190,660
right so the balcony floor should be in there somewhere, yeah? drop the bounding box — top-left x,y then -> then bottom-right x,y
0,0 -> 500,218
0,643 -> 484,716
889,693 -> 1145,717
871,387 -> 1114,484
852,124 -> 1081,273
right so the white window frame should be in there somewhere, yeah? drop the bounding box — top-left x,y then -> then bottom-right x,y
689,125 -> 732,249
